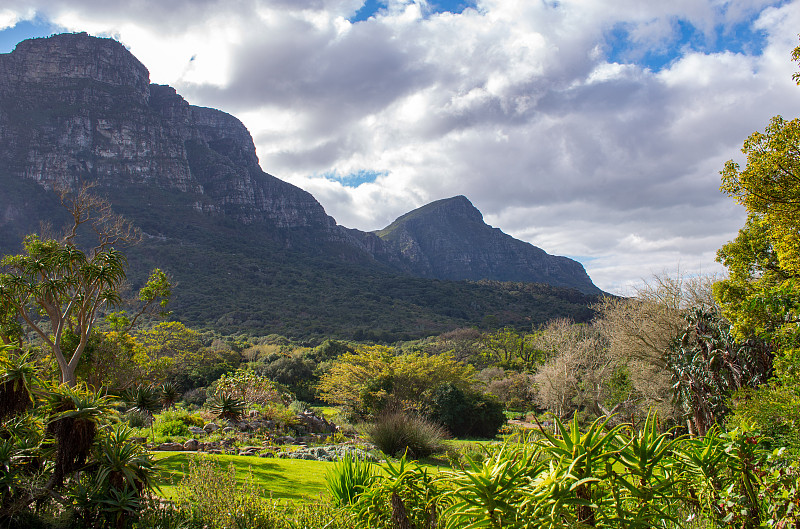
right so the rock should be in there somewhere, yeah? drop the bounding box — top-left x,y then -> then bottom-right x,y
183,439 -> 199,451
188,426 -> 205,436
296,410 -> 339,433
274,444 -> 379,462
203,423 -> 219,433
223,426 -> 235,434
157,442 -> 184,451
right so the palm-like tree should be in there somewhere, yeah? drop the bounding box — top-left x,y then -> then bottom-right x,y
95,423 -> 157,493
45,383 -> 114,488
0,347 -> 40,422
159,382 -> 180,409
208,393 -> 246,423
123,385 -> 161,421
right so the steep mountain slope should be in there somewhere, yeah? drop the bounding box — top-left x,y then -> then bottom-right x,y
377,196 -> 601,294
0,33 -> 340,236
0,32 -> 604,339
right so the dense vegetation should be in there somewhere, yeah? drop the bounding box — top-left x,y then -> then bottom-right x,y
0,36 -> 799,529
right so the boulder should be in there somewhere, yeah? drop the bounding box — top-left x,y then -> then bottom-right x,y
183,439 -> 199,451
296,410 -> 337,433
203,423 -> 219,433
188,426 -> 205,436
157,442 -> 184,451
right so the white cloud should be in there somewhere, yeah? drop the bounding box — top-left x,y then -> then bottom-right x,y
2,0 -> 800,294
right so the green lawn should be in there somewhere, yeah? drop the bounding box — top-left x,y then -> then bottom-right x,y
152,449 -> 456,503
153,452 -> 335,502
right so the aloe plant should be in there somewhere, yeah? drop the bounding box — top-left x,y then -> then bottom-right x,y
443,443 -> 542,529
606,411 -> 683,527
356,453 -> 445,529
207,392 -> 246,423
537,414 -> 624,526
325,452 -> 378,507
45,383 -> 115,488
0,347 -> 40,422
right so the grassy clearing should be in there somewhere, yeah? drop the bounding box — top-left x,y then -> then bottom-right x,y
153,450 -> 454,503
153,452 -> 334,502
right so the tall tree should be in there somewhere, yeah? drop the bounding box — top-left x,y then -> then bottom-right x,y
0,185 -> 169,386
712,39 -> 800,446
715,40 -> 800,364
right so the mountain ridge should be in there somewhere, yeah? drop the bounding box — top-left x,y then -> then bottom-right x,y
0,32 -> 604,338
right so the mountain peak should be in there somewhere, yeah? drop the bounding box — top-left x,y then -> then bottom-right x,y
380,196 -> 483,234
376,196 -> 601,294
4,32 -> 150,103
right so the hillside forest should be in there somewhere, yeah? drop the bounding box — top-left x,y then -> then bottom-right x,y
0,38 -> 799,529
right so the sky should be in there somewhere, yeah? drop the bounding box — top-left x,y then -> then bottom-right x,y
2,1 -> 800,295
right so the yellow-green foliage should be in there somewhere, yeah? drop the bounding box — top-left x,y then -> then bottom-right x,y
212,368 -> 287,407
316,345 -> 476,418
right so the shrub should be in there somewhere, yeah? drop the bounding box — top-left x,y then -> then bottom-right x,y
125,409 -> 150,429
158,407 -> 205,427
288,399 -> 311,414
252,403 -> 297,425
428,383 -> 507,438
153,419 -> 189,438
173,455 -> 270,529
364,410 -> 448,458
181,386 -> 207,407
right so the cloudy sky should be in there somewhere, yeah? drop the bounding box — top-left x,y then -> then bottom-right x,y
2,1 -> 799,294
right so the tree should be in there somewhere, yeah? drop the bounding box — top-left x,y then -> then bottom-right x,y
531,321 -> 614,419
479,327 -> 542,369
713,38 -> 800,449
596,273 -> 717,423
316,345 -> 476,419
714,39 -> 800,368
720,116 -> 800,275
666,307 -> 771,435
0,185 -> 170,386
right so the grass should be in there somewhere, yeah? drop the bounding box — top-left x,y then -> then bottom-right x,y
316,406 -> 340,420
152,450 -> 453,503
153,452 -> 335,502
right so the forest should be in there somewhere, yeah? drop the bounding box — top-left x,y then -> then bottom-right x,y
0,39 -> 799,529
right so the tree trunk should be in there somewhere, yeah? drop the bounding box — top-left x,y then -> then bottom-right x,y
576,482 -> 595,526
391,492 -> 412,529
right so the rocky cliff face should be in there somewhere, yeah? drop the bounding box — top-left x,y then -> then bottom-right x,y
0,32 -> 337,233
0,32 -> 601,296
377,196 -> 601,294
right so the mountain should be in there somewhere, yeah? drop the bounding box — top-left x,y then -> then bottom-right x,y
0,32 -> 603,340
376,196 -> 600,293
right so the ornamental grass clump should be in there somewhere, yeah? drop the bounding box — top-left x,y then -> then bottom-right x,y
364,410 -> 448,458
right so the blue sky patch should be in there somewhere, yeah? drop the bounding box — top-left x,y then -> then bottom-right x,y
604,16 -> 769,71
349,0 -> 477,23
0,19 -> 63,54
319,169 -> 387,187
